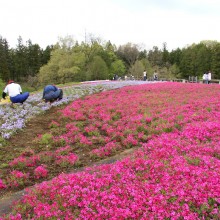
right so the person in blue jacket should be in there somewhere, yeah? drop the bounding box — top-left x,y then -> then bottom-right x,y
42,85 -> 63,103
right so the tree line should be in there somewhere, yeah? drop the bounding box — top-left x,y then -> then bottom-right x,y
0,36 -> 53,89
1,35 -> 220,89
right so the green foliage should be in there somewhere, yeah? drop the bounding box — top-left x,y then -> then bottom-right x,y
162,42 -> 169,65
38,45 -> 86,85
1,34 -> 220,83
0,163 -> 9,169
179,48 -> 195,77
148,46 -> 163,67
169,64 -> 180,78
0,37 -> 10,82
169,48 -> 182,66
193,43 -> 211,76
20,82 -> 37,93
38,133 -> 53,146
0,35 -> 52,84
185,156 -> 201,166
129,60 -> 144,79
110,60 -> 126,78
86,55 -> 109,80
38,36 -> 114,84
0,136 -> 7,148
117,43 -> 139,68
0,78 -> 6,92
211,43 -> 220,79
159,66 -> 176,80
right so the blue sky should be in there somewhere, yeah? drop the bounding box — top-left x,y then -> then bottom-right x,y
1,0 -> 220,51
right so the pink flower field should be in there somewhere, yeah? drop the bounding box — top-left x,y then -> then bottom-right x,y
1,82 -> 220,219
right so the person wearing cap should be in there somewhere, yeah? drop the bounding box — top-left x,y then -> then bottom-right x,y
42,84 -> 63,103
2,80 -> 29,105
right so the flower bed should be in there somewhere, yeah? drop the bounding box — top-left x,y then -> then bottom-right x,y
0,81 -> 152,140
1,82 -> 220,219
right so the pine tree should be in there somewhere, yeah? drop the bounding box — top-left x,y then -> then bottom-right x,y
0,36 -> 10,82
211,43 -> 220,79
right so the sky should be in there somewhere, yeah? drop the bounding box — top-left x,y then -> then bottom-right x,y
1,0 -> 220,51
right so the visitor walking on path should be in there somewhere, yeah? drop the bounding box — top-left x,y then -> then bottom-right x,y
2,80 -> 29,105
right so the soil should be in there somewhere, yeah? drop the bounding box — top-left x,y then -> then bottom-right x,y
0,104 -> 138,216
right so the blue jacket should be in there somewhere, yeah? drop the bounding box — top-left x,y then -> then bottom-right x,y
43,85 -> 61,101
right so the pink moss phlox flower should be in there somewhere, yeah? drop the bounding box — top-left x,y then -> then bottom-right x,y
0,178 -> 7,189
55,145 -> 71,154
91,141 -> 119,157
6,83 -> 220,218
34,165 -> 48,179
7,170 -> 29,188
56,153 -> 78,165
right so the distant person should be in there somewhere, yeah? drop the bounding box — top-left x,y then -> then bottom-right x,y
113,74 -> 118,81
42,85 -> 63,103
153,71 -> 158,81
143,70 -> 147,81
2,80 -> 29,105
208,70 -> 212,84
203,72 -> 209,84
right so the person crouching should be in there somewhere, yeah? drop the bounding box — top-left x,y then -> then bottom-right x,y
42,85 -> 63,104
2,80 -> 29,106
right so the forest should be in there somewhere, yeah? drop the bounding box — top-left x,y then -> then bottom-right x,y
1,35 -> 220,90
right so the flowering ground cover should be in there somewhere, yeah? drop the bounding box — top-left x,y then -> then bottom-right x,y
0,82 -> 220,219
0,80 -> 151,140
0,81 -> 155,200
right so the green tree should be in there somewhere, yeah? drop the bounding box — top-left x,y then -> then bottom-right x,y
86,56 -> 109,80
179,47 -> 196,78
169,48 -> 182,66
13,36 -> 28,81
0,37 -> 10,81
38,39 -> 86,85
99,40 -> 118,69
138,49 -> 147,60
110,59 -> 126,79
148,46 -> 163,67
193,43 -> 211,78
41,45 -> 53,65
116,43 -> 139,69
26,40 -> 43,77
129,60 -> 144,79
178,42 -> 212,79
211,43 -> 220,79
169,64 -> 181,78
162,42 -> 169,67
140,58 -> 153,77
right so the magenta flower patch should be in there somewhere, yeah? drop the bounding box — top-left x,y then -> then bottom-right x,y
3,83 -> 220,219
